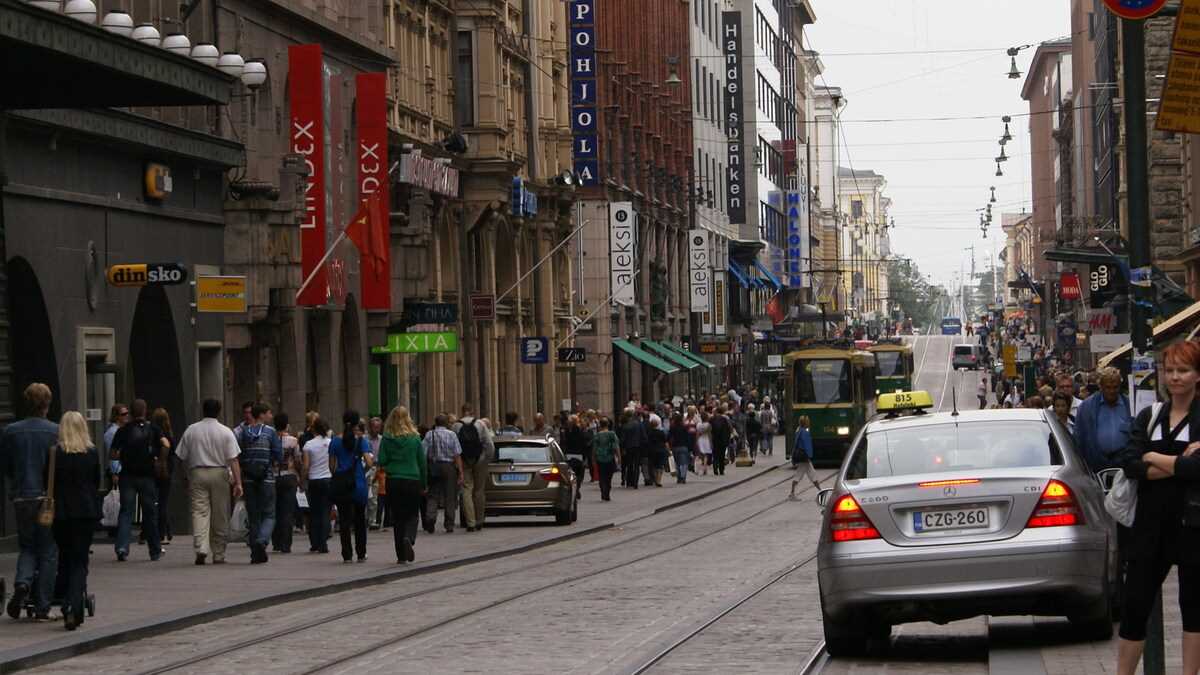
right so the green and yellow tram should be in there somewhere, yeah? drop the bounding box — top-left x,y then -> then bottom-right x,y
868,339 -> 915,394
783,342 -> 878,467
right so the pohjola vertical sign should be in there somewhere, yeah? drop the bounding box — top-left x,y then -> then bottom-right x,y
570,0 -> 599,186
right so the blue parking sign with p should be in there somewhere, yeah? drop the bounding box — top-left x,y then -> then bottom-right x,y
521,337 -> 550,364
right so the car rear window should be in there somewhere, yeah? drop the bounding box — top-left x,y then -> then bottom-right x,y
953,346 -> 974,356
496,443 -> 552,463
846,421 -> 1063,480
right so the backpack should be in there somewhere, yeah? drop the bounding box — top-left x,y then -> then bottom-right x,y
238,424 -> 272,482
458,418 -> 484,462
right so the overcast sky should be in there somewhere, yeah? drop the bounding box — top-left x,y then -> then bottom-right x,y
807,0 -> 1073,292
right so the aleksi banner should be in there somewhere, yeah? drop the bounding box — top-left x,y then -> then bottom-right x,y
722,11 -> 746,225
355,72 -> 390,311
610,202 -> 636,306
689,229 -> 711,313
289,44 -> 326,307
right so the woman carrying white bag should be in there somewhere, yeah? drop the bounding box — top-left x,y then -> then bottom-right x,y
1111,341 -> 1200,675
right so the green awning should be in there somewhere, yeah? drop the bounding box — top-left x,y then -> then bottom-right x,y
640,340 -> 701,371
659,341 -> 717,370
612,339 -> 680,375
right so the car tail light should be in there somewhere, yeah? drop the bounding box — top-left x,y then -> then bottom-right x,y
1025,479 -> 1084,528
539,467 -> 563,484
830,494 -> 880,542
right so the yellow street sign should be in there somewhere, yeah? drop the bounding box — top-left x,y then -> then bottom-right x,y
1003,344 -> 1017,379
196,275 -> 247,313
1160,0 -> 1200,133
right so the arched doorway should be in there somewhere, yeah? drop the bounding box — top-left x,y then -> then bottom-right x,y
340,294 -> 364,414
129,285 -> 186,432
7,257 -> 61,420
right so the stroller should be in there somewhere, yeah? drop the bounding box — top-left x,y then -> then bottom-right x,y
16,563 -> 95,620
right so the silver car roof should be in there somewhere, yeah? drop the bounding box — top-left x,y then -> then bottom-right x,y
494,435 -> 555,444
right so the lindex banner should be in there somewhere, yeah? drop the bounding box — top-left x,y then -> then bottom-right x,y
371,332 -> 459,354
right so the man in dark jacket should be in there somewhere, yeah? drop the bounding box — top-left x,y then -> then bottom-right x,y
710,407 -> 733,476
1,383 -> 59,620
562,415 -> 591,488
111,398 -> 167,562
618,411 -> 647,489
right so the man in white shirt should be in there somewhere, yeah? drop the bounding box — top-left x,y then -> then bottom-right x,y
176,399 -> 243,565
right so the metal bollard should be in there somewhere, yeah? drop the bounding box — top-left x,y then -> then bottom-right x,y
1144,593 -> 1165,675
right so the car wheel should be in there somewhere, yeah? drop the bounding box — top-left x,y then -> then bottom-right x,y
822,607 -> 868,657
1069,592 -> 1114,641
554,506 -> 572,525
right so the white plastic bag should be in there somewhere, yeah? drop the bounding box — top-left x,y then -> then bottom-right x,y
296,490 -> 309,509
1104,401 -> 1160,527
100,489 -> 120,528
229,499 -> 248,542
1105,472 -> 1137,527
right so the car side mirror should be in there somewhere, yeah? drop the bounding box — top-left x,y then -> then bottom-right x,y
816,488 -> 834,511
1096,468 -> 1122,495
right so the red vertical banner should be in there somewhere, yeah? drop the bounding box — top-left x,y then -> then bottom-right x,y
355,72 -> 390,310
289,44 -> 327,307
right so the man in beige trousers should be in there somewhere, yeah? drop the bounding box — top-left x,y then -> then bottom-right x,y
175,399 -> 243,565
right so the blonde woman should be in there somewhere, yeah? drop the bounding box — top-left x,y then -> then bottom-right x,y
52,412 -> 100,630
377,407 -> 427,564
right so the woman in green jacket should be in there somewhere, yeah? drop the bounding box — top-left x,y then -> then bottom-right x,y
377,406 -> 427,564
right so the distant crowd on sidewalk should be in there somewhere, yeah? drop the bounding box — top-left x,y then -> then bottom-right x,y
0,380 -> 808,631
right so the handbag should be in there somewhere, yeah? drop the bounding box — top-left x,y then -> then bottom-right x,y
37,445 -> 57,527
1105,402 -> 1160,527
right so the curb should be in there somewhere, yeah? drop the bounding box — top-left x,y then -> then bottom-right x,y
0,459 -> 783,673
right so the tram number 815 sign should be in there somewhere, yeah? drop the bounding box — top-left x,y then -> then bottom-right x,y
1101,0 -> 1167,20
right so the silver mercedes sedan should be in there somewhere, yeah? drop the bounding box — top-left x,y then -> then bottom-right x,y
815,402 -> 1116,657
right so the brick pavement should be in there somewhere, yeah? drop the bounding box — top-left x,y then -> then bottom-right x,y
0,446 -> 788,668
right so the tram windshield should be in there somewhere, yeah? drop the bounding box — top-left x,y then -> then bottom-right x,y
796,359 -> 852,404
875,351 -> 904,377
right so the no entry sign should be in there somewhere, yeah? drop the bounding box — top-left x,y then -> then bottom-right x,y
1102,0 -> 1168,20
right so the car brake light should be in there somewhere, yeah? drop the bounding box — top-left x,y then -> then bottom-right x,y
1026,479 -> 1084,528
830,494 -> 881,542
539,467 -> 563,483
918,478 -> 980,488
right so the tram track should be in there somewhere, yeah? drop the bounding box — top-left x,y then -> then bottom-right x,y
625,553 -> 821,674
127,468 -> 833,675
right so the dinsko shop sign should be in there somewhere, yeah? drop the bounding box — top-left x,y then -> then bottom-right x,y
106,263 -> 188,287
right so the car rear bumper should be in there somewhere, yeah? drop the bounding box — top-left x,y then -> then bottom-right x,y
819,539 -> 1107,623
484,491 -> 572,517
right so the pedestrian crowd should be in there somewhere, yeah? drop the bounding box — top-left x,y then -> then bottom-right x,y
0,380 -> 800,631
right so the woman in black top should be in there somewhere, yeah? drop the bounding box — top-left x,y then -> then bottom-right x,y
49,411 -> 101,630
745,411 -> 763,458
667,414 -> 693,485
150,408 -> 175,545
645,418 -> 668,487
1115,341 -> 1200,675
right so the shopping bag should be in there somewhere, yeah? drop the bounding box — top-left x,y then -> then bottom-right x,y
229,499 -> 249,542
296,489 -> 310,510
1104,471 -> 1137,527
100,489 -> 120,528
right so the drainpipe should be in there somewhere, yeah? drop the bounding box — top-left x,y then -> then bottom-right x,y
523,0 -> 539,181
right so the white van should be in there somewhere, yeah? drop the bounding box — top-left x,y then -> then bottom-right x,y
952,343 -> 983,370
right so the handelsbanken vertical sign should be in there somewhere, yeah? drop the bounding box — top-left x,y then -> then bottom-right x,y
722,11 -> 746,225
570,0 -> 599,185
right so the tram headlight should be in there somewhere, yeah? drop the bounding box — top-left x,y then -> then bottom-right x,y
836,426 -> 850,436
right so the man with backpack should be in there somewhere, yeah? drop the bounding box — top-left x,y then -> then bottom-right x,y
453,405 -> 493,533
110,399 -> 167,562
237,403 -> 282,563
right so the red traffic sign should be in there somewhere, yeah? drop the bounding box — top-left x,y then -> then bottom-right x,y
1102,0 -> 1168,20
469,293 -> 495,321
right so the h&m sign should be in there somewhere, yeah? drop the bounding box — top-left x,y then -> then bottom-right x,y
569,0 -> 599,185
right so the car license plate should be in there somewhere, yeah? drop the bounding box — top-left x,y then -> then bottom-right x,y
913,507 -> 988,532
499,473 -> 528,483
